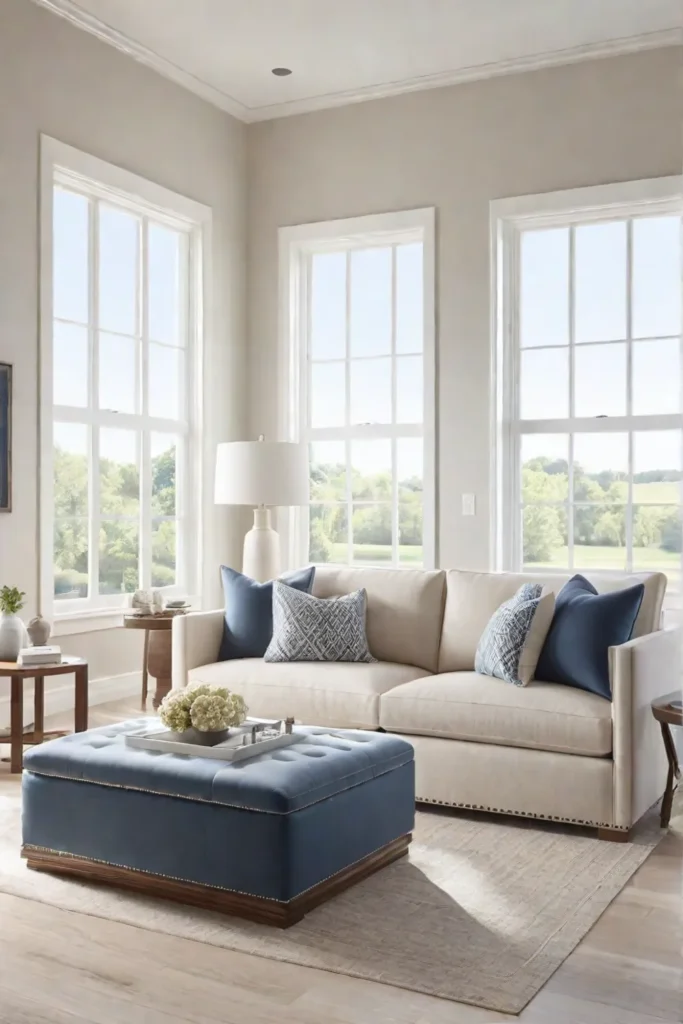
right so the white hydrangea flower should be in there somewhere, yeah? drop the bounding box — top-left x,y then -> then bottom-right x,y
224,692 -> 248,727
182,682 -> 214,703
158,690 -> 191,732
190,693 -> 231,732
160,683 -> 248,733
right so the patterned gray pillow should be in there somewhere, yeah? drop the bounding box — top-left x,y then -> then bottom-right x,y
264,582 -> 375,663
475,583 -> 544,686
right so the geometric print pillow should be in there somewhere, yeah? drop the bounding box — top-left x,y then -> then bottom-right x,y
264,582 -> 375,663
475,583 -> 552,687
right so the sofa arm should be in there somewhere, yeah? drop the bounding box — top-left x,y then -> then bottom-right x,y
610,626 -> 681,828
172,610 -> 224,691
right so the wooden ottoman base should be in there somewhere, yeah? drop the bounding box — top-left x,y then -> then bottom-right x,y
23,833 -> 411,928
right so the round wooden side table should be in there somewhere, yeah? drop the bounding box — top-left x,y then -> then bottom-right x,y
124,613 -> 185,710
0,656 -> 88,774
651,692 -> 682,828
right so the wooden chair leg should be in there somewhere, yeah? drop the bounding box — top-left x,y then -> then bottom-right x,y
10,676 -> 23,774
659,722 -> 680,829
141,629 -> 149,707
597,827 -> 630,843
74,665 -> 88,732
33,676 -> 44,745
660,764 -> 676,829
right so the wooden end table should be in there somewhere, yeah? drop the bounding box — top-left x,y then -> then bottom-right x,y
0,657 -> 88,774
651,692 -> 682,828
124,612 -> 185,710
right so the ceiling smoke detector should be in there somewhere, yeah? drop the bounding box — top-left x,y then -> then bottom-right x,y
271,67 -> 292,77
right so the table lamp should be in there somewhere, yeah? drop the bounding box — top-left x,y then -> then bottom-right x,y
214,437 -> 309,582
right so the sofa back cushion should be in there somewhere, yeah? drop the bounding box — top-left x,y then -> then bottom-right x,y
438,569 -> 666,673
313,566 -> 446,672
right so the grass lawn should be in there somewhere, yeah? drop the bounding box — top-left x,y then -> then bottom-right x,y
632,481 -> 680,503
526,544 -> 680,584
330,542 -> 422,565
329,541 -> 679,579
327,539 -> 679,590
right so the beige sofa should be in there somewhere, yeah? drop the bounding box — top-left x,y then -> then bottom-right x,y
172,566 -> 679,840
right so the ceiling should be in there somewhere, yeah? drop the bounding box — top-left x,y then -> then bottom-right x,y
33,0 -> 682,122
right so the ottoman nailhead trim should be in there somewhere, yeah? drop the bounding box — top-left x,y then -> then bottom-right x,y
415,796 -> 627,830
22,844 -> 281,901
22,836 -> 409,903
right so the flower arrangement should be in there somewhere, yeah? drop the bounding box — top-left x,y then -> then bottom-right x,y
159,683 -> 248,734
0,586 -> 25,615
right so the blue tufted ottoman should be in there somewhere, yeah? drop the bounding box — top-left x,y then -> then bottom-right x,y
21,720 -> 415,927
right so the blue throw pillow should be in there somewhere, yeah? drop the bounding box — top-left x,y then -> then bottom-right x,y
218,565 -> 315,661
535,574 -> 644,700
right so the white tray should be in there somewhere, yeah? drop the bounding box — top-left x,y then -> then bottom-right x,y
125,720 -> 302,762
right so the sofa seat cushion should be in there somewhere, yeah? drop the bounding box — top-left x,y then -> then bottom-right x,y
187,659 -> 431,731
379,671 -> 612,757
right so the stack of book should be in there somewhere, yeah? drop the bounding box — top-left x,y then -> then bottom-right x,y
18,646 -> 62,667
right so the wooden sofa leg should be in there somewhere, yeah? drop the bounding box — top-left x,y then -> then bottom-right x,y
597,827 -> 630,843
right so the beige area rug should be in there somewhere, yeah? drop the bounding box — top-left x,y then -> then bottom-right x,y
0,793 -> 662,1015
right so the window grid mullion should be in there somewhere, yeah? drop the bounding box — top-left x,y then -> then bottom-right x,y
510,227 -> 522,570
344,250 -> 352,565
89,198 -> 101,600
512,205 -> 681,583
302,232 -> 429,570
519,414 -> 681,434
140,217 -> 152,590
300,254 -> 313,566
567,224 -> 575,571
177,231 -> 193,592
390,245 -> 399,568
515,334 -> 680,353
625,218 -> 634,572
49,163 -> 201,617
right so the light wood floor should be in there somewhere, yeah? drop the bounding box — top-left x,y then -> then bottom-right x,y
0,697 -> 680,1024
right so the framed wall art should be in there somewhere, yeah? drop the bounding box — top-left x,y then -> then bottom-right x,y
0,363 -> 11,512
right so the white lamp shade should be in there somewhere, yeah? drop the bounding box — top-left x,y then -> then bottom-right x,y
214,440 -> 310,507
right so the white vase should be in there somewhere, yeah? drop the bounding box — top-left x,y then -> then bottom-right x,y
0,613 -> 28,661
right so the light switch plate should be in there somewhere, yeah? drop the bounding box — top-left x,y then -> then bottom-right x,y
462,493 -> 476,516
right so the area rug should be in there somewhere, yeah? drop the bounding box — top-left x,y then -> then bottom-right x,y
0,793 -> 662,1015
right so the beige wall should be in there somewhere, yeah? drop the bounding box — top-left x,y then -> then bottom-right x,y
0,0 -> 247,714
247,47 -> 682,571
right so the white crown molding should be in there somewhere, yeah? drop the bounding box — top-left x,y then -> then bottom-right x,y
29,1 -> 682,125
29,0 -> 249,121
249,28 -> 683,122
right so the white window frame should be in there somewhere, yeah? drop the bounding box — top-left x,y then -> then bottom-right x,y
278,208 -> 436,570
491,176 -> 683,581
40,136 -> 210,633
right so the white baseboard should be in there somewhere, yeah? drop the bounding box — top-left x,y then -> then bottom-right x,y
0,671 -> 141,731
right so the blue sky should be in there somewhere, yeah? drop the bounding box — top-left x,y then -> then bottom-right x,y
53,188 -> 183,433
520,217 -> 681,438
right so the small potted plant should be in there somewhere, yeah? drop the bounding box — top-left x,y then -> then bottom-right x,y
158,683 -> 248,746
0,586 -> 27,661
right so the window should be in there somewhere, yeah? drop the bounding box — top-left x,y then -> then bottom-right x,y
40,138 -> 208,626
280,209 -> 435,569
493,178 -> 683,606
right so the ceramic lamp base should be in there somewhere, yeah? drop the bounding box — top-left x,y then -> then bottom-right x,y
243,507 -> 280,582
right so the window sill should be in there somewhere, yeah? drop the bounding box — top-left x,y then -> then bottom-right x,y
52,610 -> 127,636
52,597 -> 203,636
